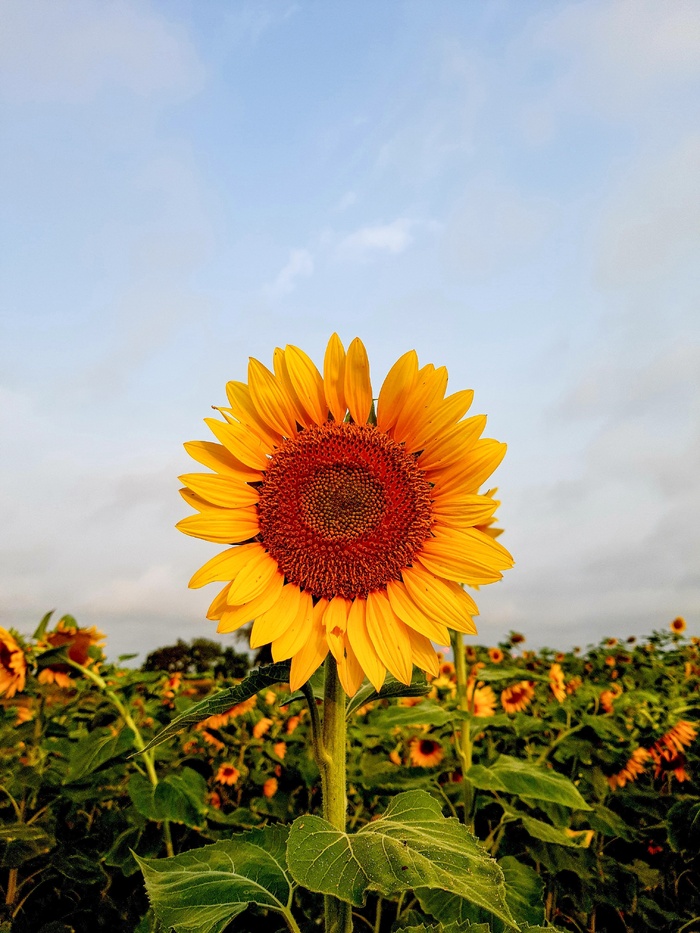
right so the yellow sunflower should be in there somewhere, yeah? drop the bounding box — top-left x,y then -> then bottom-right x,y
408,737 -> 444,768
670,616 -> 686,634
0,628 -> 27,700
178,335 -> 513,695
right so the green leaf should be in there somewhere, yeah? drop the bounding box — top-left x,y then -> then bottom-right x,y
0,824 -> 55,868
464,765 -> 508,793
129,769 -> 208,828
488,756 -> 592,810
370,701 -> 452,728
666,798 -> 700,853
354,752 -> 435,792
32,609 -> 54,640
136,825 -> 293,933
588,804 -> 637,842
34,645 -> 70,668
64,726 -> 135,783
138,661 -> 292,754
346,670 -> 430,718
473,668 -> 549,684
287,789 -> 516,928
499,857 -> 544,927
518,814 -> 590,848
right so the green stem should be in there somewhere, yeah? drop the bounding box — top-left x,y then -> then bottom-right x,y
451,631 -> 475,830
320,657 -> 352,933
66,661 -> 174,857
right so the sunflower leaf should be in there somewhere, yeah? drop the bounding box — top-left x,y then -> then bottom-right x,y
136,825 -> 293,933
286,789 -> 517,929
32,609 -> 55,640
345,670 -> 430,719
473,668 -> 549,684
0,824 -> 56,869
136,661 -> 292,755
488,755 -> 592,810
64,726 -> 136,784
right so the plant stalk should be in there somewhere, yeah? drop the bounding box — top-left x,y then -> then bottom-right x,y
451,630 -> 475,830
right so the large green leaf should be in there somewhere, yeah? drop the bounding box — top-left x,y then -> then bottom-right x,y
369,701 -> 453,728
518,814 -> 591,848
0,824 -> 55,868
499,857 -> 544,927
64,726 -> 135,783
286,789 -> 516,928
486,756 -> 591,810
473,668 -> 549,684
136,825 -> 293,933
129,768 -> 208,828
138,661 -> 292,754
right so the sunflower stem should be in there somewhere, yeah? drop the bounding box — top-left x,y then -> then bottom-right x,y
321,656 -> 352,933
451,630 -> 475,830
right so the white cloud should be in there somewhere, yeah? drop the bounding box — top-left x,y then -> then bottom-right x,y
0,0 -> 204,103
263,248 -> 314,298
337,219 -> 415,259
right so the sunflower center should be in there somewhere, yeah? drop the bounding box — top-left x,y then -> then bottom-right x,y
257,422 -> 433,600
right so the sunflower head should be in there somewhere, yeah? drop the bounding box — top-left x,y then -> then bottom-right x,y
215,763 -> 240,786
408,737 -> 444,768
37,619 -> 105,687
178,335 -> 513,695
670,616 -> 687,634
0,629 -> 27,700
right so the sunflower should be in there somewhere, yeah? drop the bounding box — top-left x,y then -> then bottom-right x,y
252,716 -> 273,738
501,680 -> 535,714
215,763 -> 240,785
652,720 -> 697,755
178,335 -> 513,695
651,748 -> 689,783
408,737 -> 444,768
37,620 -> 105,688
487,647 -> 504,664
467,681 -> 497,717
262,777 -> 279,798
608,747 -> 650,791
670,616 -> 686,634
549,663 -> 566,703
0,629 -> 27,699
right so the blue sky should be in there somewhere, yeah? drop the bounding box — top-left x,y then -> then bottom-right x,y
1,0 -> 699,661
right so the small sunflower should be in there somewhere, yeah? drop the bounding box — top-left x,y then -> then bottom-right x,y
501,680 -> 535,714
215,763 -> 240,785
487,647 -> 504,664
652,748 -> 689,783
549,663 -> 566,703
652,720 -> 697,755
252,716 -> 273,738
178,335 -> 513,695
670,616 -> 687,634
608,747 -> 649,791
262,777 -> 279,798
468,681 -> 497,717
37,620 -> 105,688
0,629 -> 27,699
408,737 -> 444,768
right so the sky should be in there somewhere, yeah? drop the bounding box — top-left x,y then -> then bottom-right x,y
1,0 -> 699,662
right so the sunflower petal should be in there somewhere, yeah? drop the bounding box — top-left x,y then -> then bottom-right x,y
407,627 -> 440,678
286,344 -> 328,424
226,548 -> 281,604
418,415 -> 486,471
410,388 -> 474,452
274,348 -> 313,428
344,337 -> 373,424
225,380 -> 282,447
365,590 -> 413,685
206,584 -> 232,621
401,564 -> 478,633
428,439 -> 506,495
184,440 -> 261,482
179,473 -> 260,509
289,599 -> 329,691
176,507 -> 259,544
205,417 -> 271,471
323,333 -> 347,422
376,350 -> 418,433
251,583 -> 302,648
392,364 -> 448,447
271,589 -> 314,661
418,528 -> 513,585
189,542 -> 262,588
336,636 -> 365,696
386,579 -> 451,645
217,575 -> 285,634
346,598 -> 385,692
248,357 -> 298,437
430,493 -> 498,528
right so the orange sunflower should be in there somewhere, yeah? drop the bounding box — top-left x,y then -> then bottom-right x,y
178,335 -> 513,695
501,680 -> 535,714
408,737 -> 444,768
37,620 -> 105,688
608,747 -> 650,791
0,629 -> 27,699
670,616 -> 686,634
214,763 -> 240,785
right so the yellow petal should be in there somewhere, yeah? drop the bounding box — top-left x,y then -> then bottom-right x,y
176,507 -> 259,544
344,337 -> 373,424
251,583 -> 302,648
323,333 -> 347,422
248,357 -> 298,437
386,579 -> 451,645
225,380 -> 282,447
407,627 -> 440,678
410,388 -> 474,453
189,542 -> 262,589
226,548 -> 281,604
205,417 -> 271,471
217,576 -> 285,634
392,364 -> 448,447
376,350 -> 418,433
336,636 -> 365,696
289,599 -> 330,691
428,439 -> 506,495
183,440 -> 261,482
417,531 -> 511,585
401,564 -> 478,633
286,344 -> 328,424
365,590 -> 413,685
206,583 -> 232,620
273,348 -> 312,427
179,473 -> 259,509
346,598 -> 385,692
417,415 -> 486,472
271,589 -> 314,661
430,493 -> 498,528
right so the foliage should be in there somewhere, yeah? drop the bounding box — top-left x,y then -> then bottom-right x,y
0,615 -> 698,932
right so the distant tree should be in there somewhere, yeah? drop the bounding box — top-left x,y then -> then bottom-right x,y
142,637 -> 250,678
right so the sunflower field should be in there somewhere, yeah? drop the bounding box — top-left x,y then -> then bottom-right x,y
1,613 -> 698,933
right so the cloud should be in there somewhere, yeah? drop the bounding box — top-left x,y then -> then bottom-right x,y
0,0 -> 204,103
223,1 -> 299,46
337,219 -> 415,260
263,249 -> 314,298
